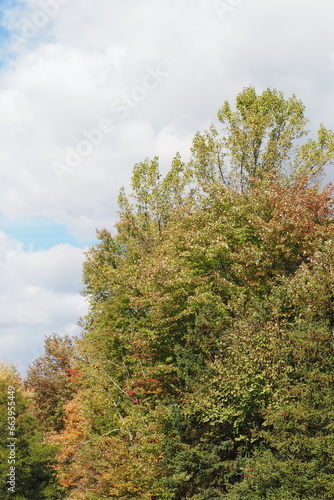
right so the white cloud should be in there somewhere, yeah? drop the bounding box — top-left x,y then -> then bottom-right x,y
0,230 -> 87,373
1,0 -> 332,234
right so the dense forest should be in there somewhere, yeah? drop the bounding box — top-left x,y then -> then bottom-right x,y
1,86 -> 334,499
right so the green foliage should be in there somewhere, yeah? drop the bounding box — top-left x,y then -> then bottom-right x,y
225,322 -> 334,500
0,364 -> 62,499
28,86 -> 334,498
191,86 -> 334,190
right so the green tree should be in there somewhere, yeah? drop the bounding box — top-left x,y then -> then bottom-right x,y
191,86 -> 334,190
0,363 -> 62,499
68,86 -> 334,498
224,320 -> 334,500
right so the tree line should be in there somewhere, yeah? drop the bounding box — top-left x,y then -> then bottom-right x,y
1,86 -> 334,499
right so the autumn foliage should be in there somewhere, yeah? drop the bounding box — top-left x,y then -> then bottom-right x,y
19,87 -> 334,499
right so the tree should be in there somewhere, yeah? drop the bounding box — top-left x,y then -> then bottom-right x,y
224,318 -> 334,499
25,334 -> 77,433
191,86 -> 334,190
0,363 -> 62,499
62,86 -> 334,498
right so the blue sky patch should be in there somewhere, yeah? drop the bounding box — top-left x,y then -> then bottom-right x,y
0,216 -> 98,250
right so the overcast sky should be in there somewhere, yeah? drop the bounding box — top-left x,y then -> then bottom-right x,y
1,0 -> 334,374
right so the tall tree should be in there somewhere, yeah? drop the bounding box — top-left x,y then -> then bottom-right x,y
191,86 -> 334,190
61,87 -> 334,498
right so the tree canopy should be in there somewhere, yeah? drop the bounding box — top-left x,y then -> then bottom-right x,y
14,86 -> 334,499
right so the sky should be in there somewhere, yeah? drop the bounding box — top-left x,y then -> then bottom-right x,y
0,0 -> 334,374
